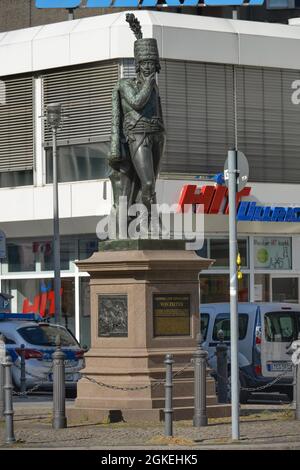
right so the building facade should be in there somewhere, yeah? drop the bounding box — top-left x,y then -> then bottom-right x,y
3,0 -> 300,33
2,11 -> 300,346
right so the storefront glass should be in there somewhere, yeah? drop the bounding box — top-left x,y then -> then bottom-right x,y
79,239 -> 98,260
272,277 -> 299,303
6,242 -> 35,272
254,273 -> 270,302
200,238 -> 248,268
4,239 -> 77,273
79,277 -> 91,348
39,239 -> 76,271
200,274 -> 249,303
2,278 -> 76,336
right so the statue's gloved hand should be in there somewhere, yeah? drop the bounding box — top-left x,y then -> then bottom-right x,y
145,73 -> 156,88
108,154 -> 123,170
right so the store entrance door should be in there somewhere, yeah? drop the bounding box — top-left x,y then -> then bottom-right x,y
271,276 -> 299,303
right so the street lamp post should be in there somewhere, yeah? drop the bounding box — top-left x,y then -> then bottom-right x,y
46,103 -> 62,325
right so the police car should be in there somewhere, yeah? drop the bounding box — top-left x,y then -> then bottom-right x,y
0,313 -> 85,392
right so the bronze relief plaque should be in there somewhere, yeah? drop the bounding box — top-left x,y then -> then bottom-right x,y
98,294 -> 128,337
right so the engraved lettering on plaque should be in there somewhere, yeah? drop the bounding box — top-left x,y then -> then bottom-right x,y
153,294 -> 190,337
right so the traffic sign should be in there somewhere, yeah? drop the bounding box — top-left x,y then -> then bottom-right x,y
224,150 -> 249,192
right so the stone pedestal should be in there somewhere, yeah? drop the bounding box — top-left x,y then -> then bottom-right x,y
68,242 -> 230,423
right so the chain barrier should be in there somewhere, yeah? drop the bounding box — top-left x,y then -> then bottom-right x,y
12,361 -> 53,396
173,360 -> 192,379
81,359 -> 193,392
208,346 -> 294,394
211,368 -> 292,393
239,369 -> 292,393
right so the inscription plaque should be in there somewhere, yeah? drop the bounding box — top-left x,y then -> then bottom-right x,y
153,294 -> 190,337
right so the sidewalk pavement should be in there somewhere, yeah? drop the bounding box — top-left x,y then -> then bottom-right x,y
1,399 -> 300,450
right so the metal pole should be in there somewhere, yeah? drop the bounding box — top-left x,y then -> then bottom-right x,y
52,335 -> 67,429
164,354 -> 174,437
292,363 -> 297,408
216,330 -> 228,404
0,333 -> 4,419
193,334 -> 208,427
3,355 -> 15,444
52,126 -> 61,325
20,344 -> 26,397
296,363 -> 300,420
0,362 -> 3,420
228,148 -> 240,440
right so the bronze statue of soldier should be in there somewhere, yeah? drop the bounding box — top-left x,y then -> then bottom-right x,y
108,13 -> 165,234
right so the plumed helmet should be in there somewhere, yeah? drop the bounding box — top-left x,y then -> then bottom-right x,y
134,38 -> 159,64
126,13 -> 160,71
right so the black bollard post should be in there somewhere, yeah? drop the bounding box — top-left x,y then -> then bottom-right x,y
216,329 -> 228,404
0,333 -> 5,420
3,355 -> 15,444
193,333 -> 208,427
164,354 -> 174,437
52,335 -> 67,429
296,363 -> 300,421
20,344 -> 27,398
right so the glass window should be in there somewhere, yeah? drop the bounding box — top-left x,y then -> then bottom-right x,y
212,313 -> 249,341
39,239 -> 76,271
200,274 -> 249,303
210,238 -> 248,268
46,142 -> 110,183
272,277 -> 299,303
196,240 -> 208,259
264,312 -> 300,342
61,278 -> 76,335
5,239 -> 76,273
254,237 -> 292,270
0,335 -> 16,345
254,274 -> 270,302
0,170 -> 33,188
200,313 -> 209,340
79,239 -> 98,260
80,277 -> 91,348
7,242 -> 35,272
18,324 -> 77,347
266,0 -> 293,8
2,278 -> 75,337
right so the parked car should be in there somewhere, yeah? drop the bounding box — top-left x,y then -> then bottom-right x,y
200,303 -> 300,402
0,313 -> 85,392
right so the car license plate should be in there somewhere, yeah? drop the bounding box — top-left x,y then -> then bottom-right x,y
267,361 -> 292,372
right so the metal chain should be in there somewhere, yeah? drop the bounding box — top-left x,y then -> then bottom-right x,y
12,362 -> 53,396
81,373 -> 163,391
212,368 -> 291,393
81,359 -> 193,392
172,359 -> 193,379
239,369 -> 292,392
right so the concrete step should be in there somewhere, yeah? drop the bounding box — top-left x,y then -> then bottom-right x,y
67,402 -> 231,424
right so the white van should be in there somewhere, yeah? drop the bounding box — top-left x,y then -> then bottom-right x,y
200,303 -> 300,402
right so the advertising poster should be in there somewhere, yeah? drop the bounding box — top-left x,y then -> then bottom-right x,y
254,237 -> 291,270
